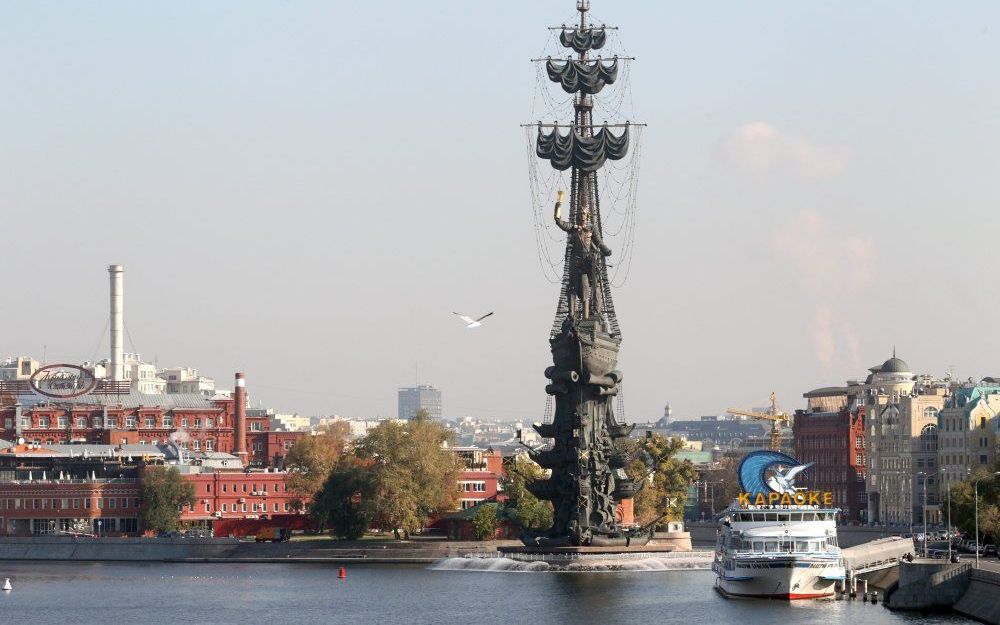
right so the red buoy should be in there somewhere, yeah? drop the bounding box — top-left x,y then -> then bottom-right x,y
338,566 -> 346,580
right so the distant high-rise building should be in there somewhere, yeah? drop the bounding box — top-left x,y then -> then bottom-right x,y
398,385 -> 442,420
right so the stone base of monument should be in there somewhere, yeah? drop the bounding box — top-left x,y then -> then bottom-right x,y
500,530 -> 692,555
431,534 -> 701,571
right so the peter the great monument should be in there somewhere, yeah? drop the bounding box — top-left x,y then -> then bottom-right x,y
500,1 -> 689,557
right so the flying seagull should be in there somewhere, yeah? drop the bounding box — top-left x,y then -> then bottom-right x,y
453,311 -> 494,328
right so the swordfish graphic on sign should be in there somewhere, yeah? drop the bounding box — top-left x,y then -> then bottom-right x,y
736,451 -> 832,507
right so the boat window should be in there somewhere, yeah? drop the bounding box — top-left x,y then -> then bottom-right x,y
810,540 -> 823,552
752,513 -> 765,522
789,513 -> 802,522
795,540 -> 809,552
764,541 -> 779,553
803,512 -> 817,521
765,513 -> 777,522
828,537 -> 838,548
753,541 -> 764,552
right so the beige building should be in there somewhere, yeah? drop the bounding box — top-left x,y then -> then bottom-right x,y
863,354 -> 948,526
938,384 -> 1000,493
0,357 -> 39,381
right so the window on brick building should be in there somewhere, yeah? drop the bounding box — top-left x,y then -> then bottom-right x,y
206,440 -> 214,451
193,440 -> 200,451
85,499 -> 91,509
222,504 -> 228,512
206,419 -> 214,428
241,503 -> 247,513
57,417 -> 68,429
126,416 -> 136,428
181,418 -> 188,428
284,503 -> 290,512
144,417 -> 155,428
194,418 -> 201,428
106,416 -> 116,428
273,503 -> 278,512
163,416 -> 173,428
38,417 -> 49,428
76,417 -> 86,428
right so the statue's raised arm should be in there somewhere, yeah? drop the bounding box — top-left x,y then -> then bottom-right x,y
553,190 -> 574,233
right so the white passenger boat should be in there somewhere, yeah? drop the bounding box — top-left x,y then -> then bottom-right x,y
712,505 -> 845,599
712,451 -> 846,600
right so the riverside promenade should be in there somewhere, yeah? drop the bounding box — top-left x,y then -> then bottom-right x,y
0,535 -> 523,564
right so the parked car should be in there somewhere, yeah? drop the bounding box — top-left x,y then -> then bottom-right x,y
983,544 -> 998,557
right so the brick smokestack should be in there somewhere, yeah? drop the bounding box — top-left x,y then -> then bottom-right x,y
234,372 -> 247,457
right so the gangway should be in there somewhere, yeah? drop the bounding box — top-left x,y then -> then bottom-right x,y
843,537 -> 915,574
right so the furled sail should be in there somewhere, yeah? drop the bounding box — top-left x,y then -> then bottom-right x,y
536,124 -> 629,173
559,27 -> 607,54
546,58 -> 619,95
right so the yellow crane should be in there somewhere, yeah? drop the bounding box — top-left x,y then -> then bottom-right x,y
726,392 -> 789,452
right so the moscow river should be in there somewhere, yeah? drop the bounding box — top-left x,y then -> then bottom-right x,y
0,561 -> 972,625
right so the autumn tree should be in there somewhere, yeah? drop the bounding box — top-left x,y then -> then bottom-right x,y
625,434 -> 698,529
352,413 -> 463,539
501,456 -> 553,530
284,421 -> 350,508
699,454 -> 743,515
140,466 -> 196,533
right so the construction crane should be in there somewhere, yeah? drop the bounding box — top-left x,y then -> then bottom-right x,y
726,392 -> 790,452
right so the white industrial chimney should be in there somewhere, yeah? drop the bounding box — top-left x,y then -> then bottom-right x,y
109,265 -> 124,381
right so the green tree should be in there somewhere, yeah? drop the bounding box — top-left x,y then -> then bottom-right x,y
501,456 -> 553,530
140,466 -> 196,533
284,421 -> 350,508
353,417 -> 463,539
311,461 -> 374,540
472,503 -> 499,540
949,465 -> 1000,543
625,434 -> 698,529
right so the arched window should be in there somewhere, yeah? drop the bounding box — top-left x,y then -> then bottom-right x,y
923,406 -> 939,420
920,424 -> 938,452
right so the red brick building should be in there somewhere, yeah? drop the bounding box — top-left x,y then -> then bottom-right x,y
0,441 -> 309,537
179,466 -> 311,536
793,396 -> 867,523
0,373 -> 304,469
453,447 -> 504,510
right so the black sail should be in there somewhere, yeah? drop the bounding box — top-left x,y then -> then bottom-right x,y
559,27 -> 607,54
536,125 -> 629,173
546,58 -> 619,95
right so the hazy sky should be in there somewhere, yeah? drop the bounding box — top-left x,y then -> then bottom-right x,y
4,1 -> 1000,421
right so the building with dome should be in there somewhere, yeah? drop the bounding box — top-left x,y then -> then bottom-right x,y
862,353 -> 948,527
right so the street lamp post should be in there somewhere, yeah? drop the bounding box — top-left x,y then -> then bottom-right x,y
941,468 -> 951,561
917,472 -> 928,558
973,471 -> 1000,569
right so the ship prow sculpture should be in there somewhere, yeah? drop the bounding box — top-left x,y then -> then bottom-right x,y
514,0 -> 649,550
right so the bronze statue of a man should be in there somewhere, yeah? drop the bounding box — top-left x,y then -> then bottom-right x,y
553,189 -> 611,320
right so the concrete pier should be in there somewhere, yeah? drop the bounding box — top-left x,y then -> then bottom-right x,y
886,560 -> 1000,625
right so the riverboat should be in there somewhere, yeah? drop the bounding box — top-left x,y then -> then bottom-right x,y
713,450 -> 846,600
712,506 -> 845,599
